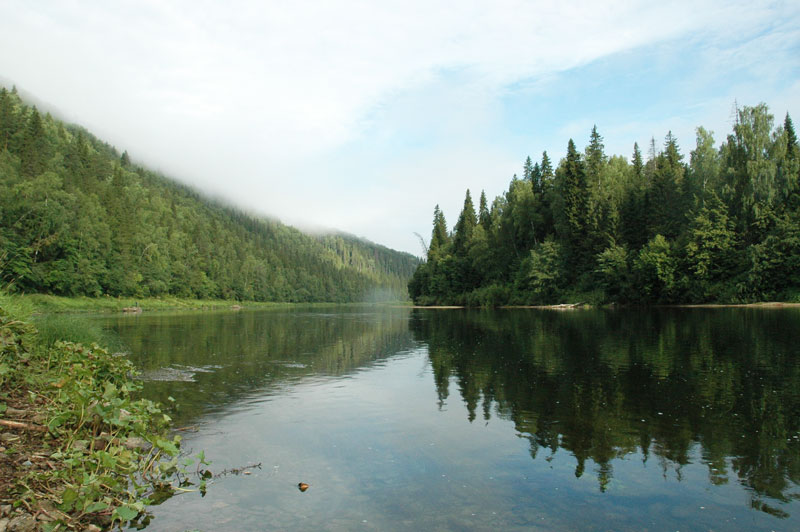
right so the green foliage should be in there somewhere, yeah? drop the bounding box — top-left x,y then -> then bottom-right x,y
0,87 -> 418,303
684,193 -> 739,300
0,304 -> 209,529
596,244 -> 631,301
633,235 -> 677,302
409,101 -> 800,306
519,240 -> 564,303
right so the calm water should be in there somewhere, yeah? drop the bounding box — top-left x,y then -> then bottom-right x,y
94,307 -> 800,531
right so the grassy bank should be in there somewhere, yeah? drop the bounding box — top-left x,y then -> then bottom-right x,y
2,294 -> 412,315
0,301 -> 206,530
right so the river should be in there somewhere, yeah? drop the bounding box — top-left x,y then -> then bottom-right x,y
93,306 -> 800,531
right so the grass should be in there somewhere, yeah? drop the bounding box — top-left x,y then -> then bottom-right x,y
4,294 -> 411,314
32,314 -> 124,351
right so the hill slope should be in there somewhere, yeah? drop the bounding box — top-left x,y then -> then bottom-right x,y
0,87 -> 419,302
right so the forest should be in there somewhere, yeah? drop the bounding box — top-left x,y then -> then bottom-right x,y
0,86 -> 419,302
409,103 -> 800,305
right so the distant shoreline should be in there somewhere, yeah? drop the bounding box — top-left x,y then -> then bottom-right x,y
411,301 -> 800,310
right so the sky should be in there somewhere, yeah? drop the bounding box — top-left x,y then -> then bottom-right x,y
1,1 -> 799,255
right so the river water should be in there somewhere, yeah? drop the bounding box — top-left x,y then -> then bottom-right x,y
95,306 -> 800,531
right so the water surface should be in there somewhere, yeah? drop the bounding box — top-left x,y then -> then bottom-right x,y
96,307 -> 800,531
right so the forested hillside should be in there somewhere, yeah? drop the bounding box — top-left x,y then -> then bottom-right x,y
0,87 -> 418,302
410,103 -> 800,306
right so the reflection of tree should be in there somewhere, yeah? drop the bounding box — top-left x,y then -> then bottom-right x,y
101,308 -> 415,423
411,308 -> 800,514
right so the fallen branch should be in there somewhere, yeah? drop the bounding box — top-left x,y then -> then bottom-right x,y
0,419 -> 47,432
214,462 -> 262,478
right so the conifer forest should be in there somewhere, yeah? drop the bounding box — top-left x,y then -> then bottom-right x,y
409,103 -> 800,306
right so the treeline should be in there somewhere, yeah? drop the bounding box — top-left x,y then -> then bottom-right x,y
0,87 -> 418,301
409,103 -> 800,305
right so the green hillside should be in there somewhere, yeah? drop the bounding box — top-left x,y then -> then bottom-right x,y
0,86 -> 418,302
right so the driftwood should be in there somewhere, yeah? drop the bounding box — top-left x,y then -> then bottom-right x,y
0,419 -> 47,432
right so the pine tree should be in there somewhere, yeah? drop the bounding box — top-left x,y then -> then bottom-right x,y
632,142 -> 643,179
531,162 -> 542,195
646,132 -> 686,240
0,88 -> 19,150
560,139 -> 589,269
453,189 -> 477,255
478,190 -> 490,230
523,156 -> 534,181
429,205 -> 449,257
585,125 -> 606,185
20,106 -> 48,177
541,151 -> 554,183
785,113 -> 798,161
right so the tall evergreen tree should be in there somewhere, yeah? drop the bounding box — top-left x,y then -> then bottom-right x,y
559,139 -> 589,269
632,142 -> 643,180
531,162 -> 542,195
0,88 -> 18,150
585,125 -> 607,185
20,106 -> 48,177
453,190 -> 477,255
478,190 -> 490,230
429,205 -> 449,257
647,132 -> 686,240
785,113 -> 799,167
523,156 -> 534,181
541,151 -> 554,184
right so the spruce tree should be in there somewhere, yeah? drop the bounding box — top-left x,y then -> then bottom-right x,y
560,139 -> 589,269
429,205 -> 449,257
478,190 -> 490,230
585,125 -> 607,185
541,151 -> 554,183
632,142 -> 643,180
531,162 -> 542,195
0,88 -> 18,150
20,106 -> 48,177
785,113 -> 798,161
523,156 -> 534,181
453,189 -> 477,255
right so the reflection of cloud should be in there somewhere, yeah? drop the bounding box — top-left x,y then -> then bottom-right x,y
1,1 -> 797,253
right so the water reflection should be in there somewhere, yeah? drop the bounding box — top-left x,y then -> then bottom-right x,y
99,307 -> 416,424
410,308 -> 800,517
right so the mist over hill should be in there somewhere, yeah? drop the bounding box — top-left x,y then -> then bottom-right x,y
0,86 -> 419,302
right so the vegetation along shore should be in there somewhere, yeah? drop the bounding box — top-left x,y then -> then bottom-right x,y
0,297 -> 207,531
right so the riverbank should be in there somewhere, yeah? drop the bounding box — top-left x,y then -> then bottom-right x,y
0,302 -> 203,530
2,294 -> 412,315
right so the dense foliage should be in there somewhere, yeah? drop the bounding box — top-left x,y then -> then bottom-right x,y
409,104 -> 800,305
0,87 -> 418,302
0,304 -> 199,529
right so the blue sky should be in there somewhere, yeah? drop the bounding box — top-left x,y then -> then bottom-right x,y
1,1 -> 798,255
